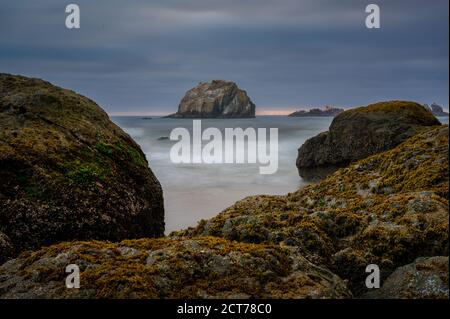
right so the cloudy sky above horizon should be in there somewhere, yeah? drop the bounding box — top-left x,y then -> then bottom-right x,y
0,0 -> 448,115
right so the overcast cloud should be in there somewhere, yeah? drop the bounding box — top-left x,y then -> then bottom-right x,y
0,0 -> 448,115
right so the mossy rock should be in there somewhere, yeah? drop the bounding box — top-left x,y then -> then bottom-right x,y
0,232 -> 13,263
175,126 -> 449,296
0,73 -> 164,261
363,256 -> 449,299
296,100 -> 441,178
0,237 -> 351,299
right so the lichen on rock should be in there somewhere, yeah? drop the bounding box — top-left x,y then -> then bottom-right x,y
0,237 -> 351,299
175,126 -> 449,296
0,232 -> 14,263
363,256 -> 449,299
0,76 -> 447,299
0,73 -> 165,261
296,100 -> 441,179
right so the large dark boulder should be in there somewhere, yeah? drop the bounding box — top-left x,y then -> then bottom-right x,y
167,80 -> 255,118
0,73 -> 164,261
296,101 -> 441,178
0,232 -> 13,263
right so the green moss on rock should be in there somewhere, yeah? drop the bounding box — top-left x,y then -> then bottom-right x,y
175,126 -> 449,296
0,73 -> 165,261
296,100 -> 441,176
0,237 -> 351,299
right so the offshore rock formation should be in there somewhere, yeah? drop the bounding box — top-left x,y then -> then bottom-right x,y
424,103 -> 449,117
0,237 -> 351,298
176,126 -> 448,296
288,106 -> 344,117
296,101 -> 441,178
0,73 -> 164,262
167,80 -> 255,118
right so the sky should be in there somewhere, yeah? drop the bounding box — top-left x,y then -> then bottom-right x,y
0,0 -> 448,115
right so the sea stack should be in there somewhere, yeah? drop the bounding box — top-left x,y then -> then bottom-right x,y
424,103 -> 449,117
167,80 -> 256,118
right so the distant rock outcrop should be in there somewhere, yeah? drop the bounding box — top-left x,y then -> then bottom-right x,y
167,80 -> 255,118
288,106 -> 344,117
0,73 -> 165,261
424,103 -> 449,117
296,101 -> 441,178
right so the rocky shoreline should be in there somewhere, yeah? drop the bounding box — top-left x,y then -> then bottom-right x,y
0,74 -> 448,299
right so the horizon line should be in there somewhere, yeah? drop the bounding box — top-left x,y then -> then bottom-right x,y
109,110 -> 298,117
107,105 -> 450,117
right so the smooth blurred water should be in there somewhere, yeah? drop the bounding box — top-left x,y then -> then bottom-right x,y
111,116 -> 333,233
111,115 -> 449,233
438,116 -> 449,125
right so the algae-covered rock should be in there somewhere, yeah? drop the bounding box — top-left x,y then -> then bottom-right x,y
167,80 -> 255,118
0,232 -> 13,263
0,237 -> 351,299
175,126 -> 449,296
296,101 -> 441,178
364,256 -> 449,299
0,73 -> 164,261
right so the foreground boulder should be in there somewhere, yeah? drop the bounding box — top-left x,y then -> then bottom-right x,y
296,101 -> 441,178
0,73 -> 164,261
364,256 -> 449,299
167,80 -> 255,118
0,237 -> 351,299
0,233 -> 13,263
176,126 -> 449,296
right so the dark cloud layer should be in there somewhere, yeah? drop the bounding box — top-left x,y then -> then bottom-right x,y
0,0 -> 448,114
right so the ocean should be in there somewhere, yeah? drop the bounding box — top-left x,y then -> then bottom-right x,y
111,116 -> 449,234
